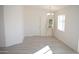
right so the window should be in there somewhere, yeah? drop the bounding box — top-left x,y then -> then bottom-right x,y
57,15 -> 65,32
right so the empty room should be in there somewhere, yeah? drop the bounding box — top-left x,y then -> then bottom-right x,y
0,5 -> 79,54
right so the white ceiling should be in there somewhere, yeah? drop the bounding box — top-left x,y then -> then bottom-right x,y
24,5 -> 69,12
39,5 -> 69,12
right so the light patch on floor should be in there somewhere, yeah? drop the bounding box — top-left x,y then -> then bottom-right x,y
34,45 -> 53,54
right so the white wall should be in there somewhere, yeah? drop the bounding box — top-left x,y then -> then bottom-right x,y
4,6 -> 24,47
0,6 -> 5,47
24,6 -> 48,36
54,6 -> 79,52
0,5 -> 53,47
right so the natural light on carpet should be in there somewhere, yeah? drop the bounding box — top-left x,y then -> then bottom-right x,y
34,45 -> 53,54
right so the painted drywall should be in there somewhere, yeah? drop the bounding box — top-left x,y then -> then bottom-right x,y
24,6 -> 40,36
4,6 -> 24,47
0,6 -> 5,47
24,6 -> 38,36
24,6 -> 49,36
54,6 -> 79,52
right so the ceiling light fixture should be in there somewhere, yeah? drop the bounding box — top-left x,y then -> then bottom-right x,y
46,6 -> 54,16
